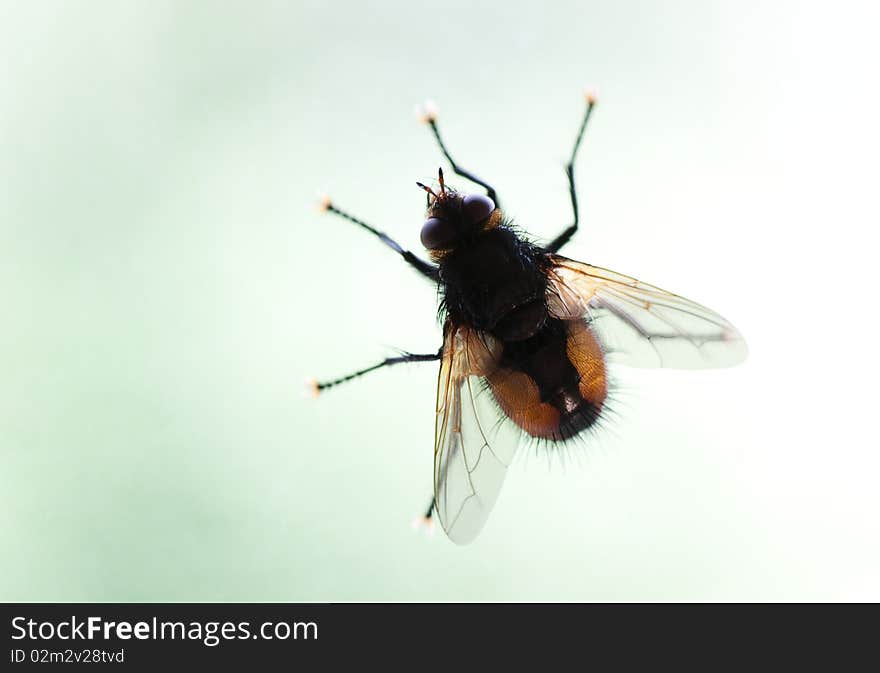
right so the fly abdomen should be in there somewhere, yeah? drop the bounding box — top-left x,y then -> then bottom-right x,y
487,317 -> 607,441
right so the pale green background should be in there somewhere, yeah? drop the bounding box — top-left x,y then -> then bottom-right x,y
2,1 -> 878,601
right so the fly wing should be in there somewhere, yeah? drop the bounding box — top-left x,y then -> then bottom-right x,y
433,324 -> 521,544
546,255 -> 748,369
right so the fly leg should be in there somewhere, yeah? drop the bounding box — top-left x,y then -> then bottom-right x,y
307,350 -> 442,397
309,352 -> 443,539
412,496 -> 437,535
317,196 -> 439,281
417,102 -> 500,207
545,92 -> 598,253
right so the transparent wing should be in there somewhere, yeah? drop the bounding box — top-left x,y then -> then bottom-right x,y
433,325 -> 521,544
546,255 -> 748,369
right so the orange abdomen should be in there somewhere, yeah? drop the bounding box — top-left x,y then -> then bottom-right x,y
487,318 -> 607,441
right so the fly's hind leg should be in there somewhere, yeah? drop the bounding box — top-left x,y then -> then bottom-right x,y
412,496 -> 436,535
310,352 -> 441,539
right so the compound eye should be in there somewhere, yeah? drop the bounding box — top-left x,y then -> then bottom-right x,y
420,217 -> 457,250
462,193 -> 495,223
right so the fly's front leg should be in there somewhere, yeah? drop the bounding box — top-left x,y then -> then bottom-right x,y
317,195 -> 439,281
545,91 -> 597,254
416,101 -> 500,207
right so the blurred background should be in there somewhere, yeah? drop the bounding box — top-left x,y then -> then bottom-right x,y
1,1 -> 878,601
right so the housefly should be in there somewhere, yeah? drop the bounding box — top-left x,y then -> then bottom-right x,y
308,93 -> 747,544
